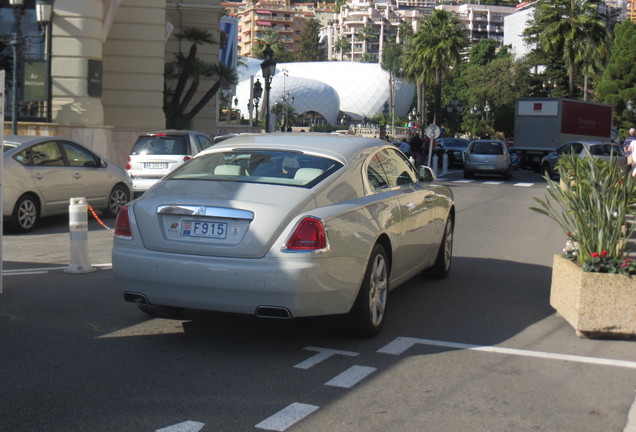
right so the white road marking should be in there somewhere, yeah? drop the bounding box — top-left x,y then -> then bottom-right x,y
255,403 -> 319,431
324,365 -> 377,388
453,180 -> 474,183
514,182 -> 534,187
155,420 -> 205,432
294,346 -> 359,369
483,181 -> 503,185
625,391 -> 636,432
377,337 -> 636,369
2,263 -> 112,276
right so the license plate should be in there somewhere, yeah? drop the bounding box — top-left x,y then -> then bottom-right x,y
144,162 -> 168,169
181,220 -> 227,239
477,164 -> 495,170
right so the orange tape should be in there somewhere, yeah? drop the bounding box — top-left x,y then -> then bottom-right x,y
87,204 -> 112,231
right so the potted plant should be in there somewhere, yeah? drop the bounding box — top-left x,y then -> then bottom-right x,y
531,149 -> 636,339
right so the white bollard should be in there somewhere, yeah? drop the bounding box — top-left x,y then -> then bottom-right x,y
441,152 -> 449,176
65,197 -> 95,274
432,155 -> 439,176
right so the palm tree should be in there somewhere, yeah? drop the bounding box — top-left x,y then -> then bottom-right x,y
406,10 -> 467,125
334,37 -> 350,61
356,26 -> 378,61
253,29 -> 287,59
524,0 -> 609,98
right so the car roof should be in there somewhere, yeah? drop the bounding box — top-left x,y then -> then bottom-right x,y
469,139 -> 505,144
142,130 -> 208,136
4,135 -> 77,148
202,133 -> 390,163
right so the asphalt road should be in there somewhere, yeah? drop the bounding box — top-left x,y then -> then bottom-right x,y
1,168 -> 635,432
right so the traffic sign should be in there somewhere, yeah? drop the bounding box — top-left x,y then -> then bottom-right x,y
425,124 -> 441,139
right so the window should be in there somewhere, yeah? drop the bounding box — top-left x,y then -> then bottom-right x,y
167,150 -> 342,187
15,141 -> 63,166
60,141 -> 100,167
367,148 -> 416,191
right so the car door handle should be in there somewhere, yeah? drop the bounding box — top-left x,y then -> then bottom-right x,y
33,172 -> 43,180
73,172 -> 81,179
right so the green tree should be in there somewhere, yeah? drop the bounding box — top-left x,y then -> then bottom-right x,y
524,0 -> 609,98
408,10 -> 467,125
253,29 -> 292,61
356,26 -> 377,59
597,20 -> 636,131
296,19 -> 325,62
164,27 -> 238,129
381,37 -> 404,127
334,37 -> 350,61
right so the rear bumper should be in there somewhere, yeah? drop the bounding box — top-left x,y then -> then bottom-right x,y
112,246 -> 362,318
131,178 -> 161,193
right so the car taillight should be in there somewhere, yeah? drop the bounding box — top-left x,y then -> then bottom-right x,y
183,156 -> 191,162
114,206 -> 132,239
286,217 -> 326,250
125,156 -> 131,171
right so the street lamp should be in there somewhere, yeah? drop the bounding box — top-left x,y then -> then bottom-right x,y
8,0 -> 55,135
383,101 -> 389,124
260,45 -> 277,133
252,79 -> 262,124
484,102 -> 491,122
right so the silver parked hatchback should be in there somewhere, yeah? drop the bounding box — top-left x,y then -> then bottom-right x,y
3,135 -> 132,233
463,139 -> 512,180
126,130 -> 214,196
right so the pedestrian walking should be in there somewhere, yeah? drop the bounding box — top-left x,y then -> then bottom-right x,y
624,128 -> 636,166
409,133 -> 424,166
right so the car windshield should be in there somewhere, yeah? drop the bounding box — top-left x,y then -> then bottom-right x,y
472,142 -> 503,155
166,150 -> 343,187
131,135 -> 187,155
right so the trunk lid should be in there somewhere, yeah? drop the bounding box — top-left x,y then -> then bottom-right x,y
132,179 -> 316,258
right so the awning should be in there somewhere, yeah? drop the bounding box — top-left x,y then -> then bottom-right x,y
256,20 -> 272,26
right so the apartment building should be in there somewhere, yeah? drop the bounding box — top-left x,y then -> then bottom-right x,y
235,0 -> 309,57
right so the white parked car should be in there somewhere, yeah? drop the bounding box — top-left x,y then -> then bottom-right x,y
112,133 -> 455,336
3,135 -> 132,233
126,130 -> 214,196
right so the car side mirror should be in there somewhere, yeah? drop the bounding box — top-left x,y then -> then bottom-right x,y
418,165 -> 437,182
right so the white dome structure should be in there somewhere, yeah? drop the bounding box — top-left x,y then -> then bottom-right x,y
235,58 -> 415,125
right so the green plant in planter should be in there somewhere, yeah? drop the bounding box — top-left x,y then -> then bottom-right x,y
531,149 -> 636,274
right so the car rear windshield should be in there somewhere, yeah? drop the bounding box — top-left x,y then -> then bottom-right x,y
589,144 -> 625,156
166,150 -> 343,187
131,135 -> 187,156
471,142 -> 503,154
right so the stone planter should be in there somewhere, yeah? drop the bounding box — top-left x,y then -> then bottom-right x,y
550,254 -> 636,339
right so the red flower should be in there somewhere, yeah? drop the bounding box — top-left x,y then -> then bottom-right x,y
601,250 -> 608,257
626,259 -> 633,263
591,252 -> 600,258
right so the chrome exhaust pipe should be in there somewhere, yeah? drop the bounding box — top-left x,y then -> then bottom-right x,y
124,292 -> 149,304
255,306 -> 292,319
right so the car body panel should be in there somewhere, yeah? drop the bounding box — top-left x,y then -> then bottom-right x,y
2,136 -> 132,227
113,133 -> 454,319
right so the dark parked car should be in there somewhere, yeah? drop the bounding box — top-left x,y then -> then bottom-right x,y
540,141 -> 627,180
436,137 -> 470,167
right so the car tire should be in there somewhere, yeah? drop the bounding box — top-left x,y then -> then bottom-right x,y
7,194 -> 39,233
504,167 -> 512,180
542,163 -> 558,181
347,244 -> 389,337
426,214 -> 454,279
137,304 -> 185,319
103,184 -> 130,218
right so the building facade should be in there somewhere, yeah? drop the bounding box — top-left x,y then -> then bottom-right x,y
1,0 -> 224,167
235,0 -> 309,57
